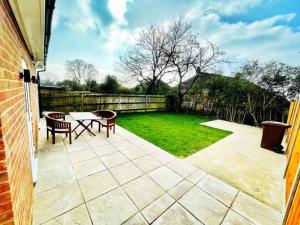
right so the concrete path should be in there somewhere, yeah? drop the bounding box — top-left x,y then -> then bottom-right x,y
33,117 -> 282,225
185,120 -> 285,212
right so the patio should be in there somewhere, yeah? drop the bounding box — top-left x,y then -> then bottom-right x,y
186,120 -> 286,212
33,117 -> 282,225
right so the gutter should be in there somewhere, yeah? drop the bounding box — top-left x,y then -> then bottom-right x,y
44,0 -> 56,68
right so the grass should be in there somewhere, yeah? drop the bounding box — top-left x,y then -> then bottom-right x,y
117,112 -> 232,158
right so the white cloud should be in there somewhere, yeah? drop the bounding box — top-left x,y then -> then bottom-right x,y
190,12 -> 300,69
187,0 -> 263,20
108,0 -> 134,25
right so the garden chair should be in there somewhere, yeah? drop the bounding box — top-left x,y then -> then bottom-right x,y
45,112 -> 72,144
91,110 -> 116,137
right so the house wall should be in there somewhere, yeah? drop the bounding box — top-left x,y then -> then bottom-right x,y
0,0 -> 39,224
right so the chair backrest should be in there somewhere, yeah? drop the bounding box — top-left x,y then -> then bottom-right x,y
45,112 -> 70,130
92,110 -> 116,124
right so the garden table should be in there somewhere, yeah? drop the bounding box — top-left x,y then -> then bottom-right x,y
70,112 -> 100,139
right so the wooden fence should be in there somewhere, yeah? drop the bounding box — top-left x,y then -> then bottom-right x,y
283,98 -> 300,225
40,93 -> 166,114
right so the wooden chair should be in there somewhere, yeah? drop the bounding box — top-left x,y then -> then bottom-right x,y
91,110 -> 116,137
45,112 -> 72,144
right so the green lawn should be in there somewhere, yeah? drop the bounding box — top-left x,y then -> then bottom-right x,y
117,112 -> 231,158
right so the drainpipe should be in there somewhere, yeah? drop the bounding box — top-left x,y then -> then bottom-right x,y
37,69 -> 46,118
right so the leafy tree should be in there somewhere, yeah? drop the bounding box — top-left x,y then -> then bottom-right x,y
85,79 -> 100,93
40,79 -> 56,86
56,79 -> 84,91
99,75 -> 120,93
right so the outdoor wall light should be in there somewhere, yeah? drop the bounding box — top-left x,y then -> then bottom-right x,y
31,76 -> 36,83
23,69 -> 31,83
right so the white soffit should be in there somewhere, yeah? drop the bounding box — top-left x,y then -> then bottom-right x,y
8,0 -> 45,63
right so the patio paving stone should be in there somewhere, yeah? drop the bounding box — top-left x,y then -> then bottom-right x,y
33,181 -> 84,225
150,151 -> 176,164
141,193 -> 175,223
35,164 -> 75,193
78,170 -> 119,201
221,210 -> 253,225
197,175 -> 239,207
148,166 -> 183,191
167,159 -> 197,178
186,169 -> 207,184
113,140 -> 135,150
93,144 -> 119,156
37,146 -> 66,159
139,143 -> 161,154
132,155 -> 161,173
38,154 -> 70,172
122,213 -> 148,225
106,134 -> 125,143
179,186 -> 228,225
66,142 -> 90,152
69,149 -> 97,163
73,158 -> 106,179
231,192 -> 282,225
123,175 -> 164,209
109,161 -> 143,185
87,187 -> 138,225
49,204 -> 92,225
121,147 -> 146,160
168,180 -> 193,200
100,152 -> 129,168
152,203 -> 203,225
87,138 -> 109,148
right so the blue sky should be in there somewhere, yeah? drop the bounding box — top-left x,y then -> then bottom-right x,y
44,0 -> 300,84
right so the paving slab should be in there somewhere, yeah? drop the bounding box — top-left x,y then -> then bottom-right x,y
123,175 -> 164,210
78,170 -> 119,201
179,186 -> 228,225
73,158 -> 106,178
141,193 -> 175,223
231,192 -> 282,225
110,161 -> 143,185
33,181 -> 84,225
197,175 -> 238,207
153,203 -> 203,225
149,166 -> 183,191
87,187 -> 138,225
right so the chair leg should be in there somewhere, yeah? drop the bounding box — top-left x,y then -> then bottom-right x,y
106,126 -> 109,138
65,133 -> 68,137
69,131 -> 72,144
52,132 -> 55,144
47,130 -> 49,140
113,125 -> 115,134
91,121 -> 93,128
99,123 -> 101,132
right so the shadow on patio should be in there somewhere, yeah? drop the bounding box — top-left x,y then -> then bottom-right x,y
33,116 -> 282,225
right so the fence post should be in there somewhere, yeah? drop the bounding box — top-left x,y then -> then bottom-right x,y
81,92 -> 84,112
118,95 -> 121,112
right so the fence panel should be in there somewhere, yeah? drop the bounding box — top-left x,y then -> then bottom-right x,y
40,93 -> 166,114
284,98 -> 300,225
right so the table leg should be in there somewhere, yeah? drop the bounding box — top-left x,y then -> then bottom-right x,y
74,120 -> 96,139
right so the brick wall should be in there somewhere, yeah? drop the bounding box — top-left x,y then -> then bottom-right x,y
0,0 -> 39,224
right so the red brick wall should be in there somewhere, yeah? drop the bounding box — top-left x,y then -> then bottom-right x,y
0,0 -> 39,224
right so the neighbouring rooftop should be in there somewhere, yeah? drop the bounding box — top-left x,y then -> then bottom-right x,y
33,116 -> 282,225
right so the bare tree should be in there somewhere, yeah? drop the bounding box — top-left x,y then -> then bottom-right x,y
65,59 -> 98,85
165,18 -> 226,110
119,24 -> 172,94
